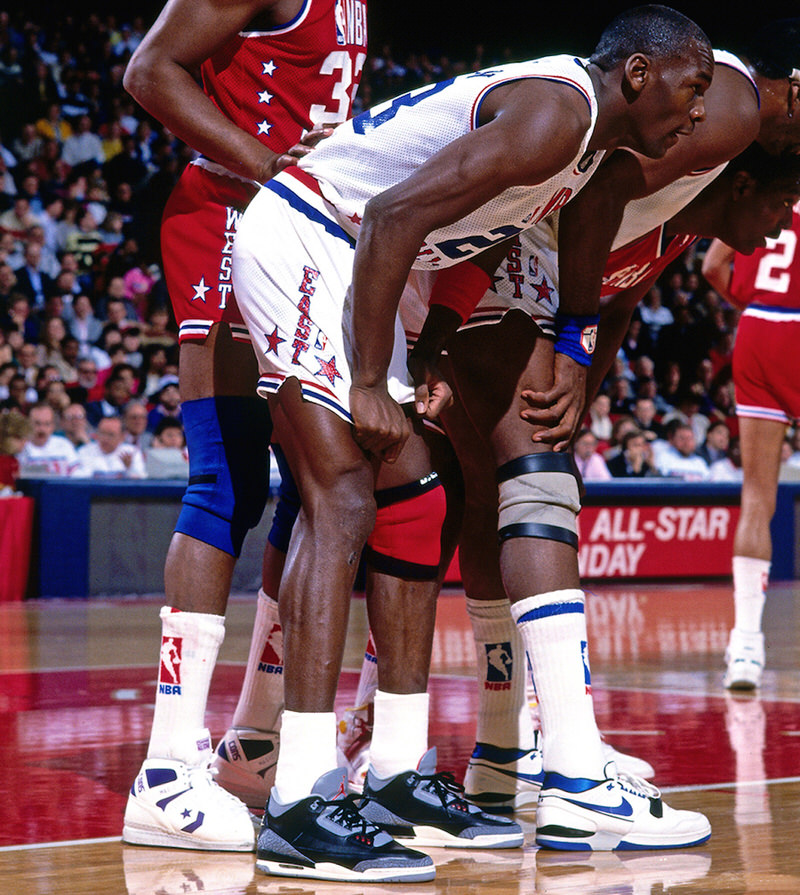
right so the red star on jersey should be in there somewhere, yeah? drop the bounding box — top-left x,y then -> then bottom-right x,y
315,354 -> 343,385
264,326 -> 285,355
532,276 -> 554,302
348,211 -> 362,225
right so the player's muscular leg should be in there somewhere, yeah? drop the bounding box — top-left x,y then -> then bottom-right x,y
269,377 -> 376,712
448,313 -> 580,601
734,417 -> 786,561
165,325 -> 262,615
366,431 -> 441,695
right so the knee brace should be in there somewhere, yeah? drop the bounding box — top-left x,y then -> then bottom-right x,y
175,396 -> 272,557
267,442 -> 301,554
496,453 -> 581,548
365,473 -> 446,581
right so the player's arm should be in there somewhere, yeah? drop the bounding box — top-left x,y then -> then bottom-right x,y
123,0 -> 314,183
349,80 -> 591,461
701,238 -> 737,304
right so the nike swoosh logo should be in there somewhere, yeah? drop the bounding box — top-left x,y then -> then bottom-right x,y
563,796 -> 634,818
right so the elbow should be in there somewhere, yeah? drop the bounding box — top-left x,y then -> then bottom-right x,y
122,50 -> 156,104
362,191 -> 426,248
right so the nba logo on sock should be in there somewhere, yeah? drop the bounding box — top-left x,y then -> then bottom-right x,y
484,642 -> 512,689
159,636 -> 182,694
258,623 -> 283,674
581,640 -> 592,694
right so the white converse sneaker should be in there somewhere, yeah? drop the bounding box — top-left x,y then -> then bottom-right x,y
600,739 -> 655,779
123,756 -> 256,851
535,764 -> 711,851
463,735 -> 544,811
336,704 -> 373,792
211,727 -> 279,808
724,629 -> 764,690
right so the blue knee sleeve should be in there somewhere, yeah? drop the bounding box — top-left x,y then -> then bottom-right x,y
175,396 -> 272,557
267,442 -> 301,553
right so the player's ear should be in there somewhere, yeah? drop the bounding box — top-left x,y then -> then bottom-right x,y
788,77 -> 800,119
623,54 -> 651,97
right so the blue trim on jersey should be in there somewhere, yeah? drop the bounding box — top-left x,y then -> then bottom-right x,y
748,303 -> 800,315
472,64 -> 592,130
517,600 -> 584,624
240,0 -> 310,35
266,179 -> 355,247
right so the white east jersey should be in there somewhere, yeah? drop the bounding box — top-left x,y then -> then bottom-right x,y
300,55 -> 605,270
402,49 -> 758,340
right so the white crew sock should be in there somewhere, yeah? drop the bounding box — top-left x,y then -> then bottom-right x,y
511,589 -> 605,779
231,588 -> 284,732
147,606 -> 225,764
273,710 -> 339,804
369,690 -> 430,778
354,632 -> 379,708
466,597 -> 536,750
732,556 -> 770,634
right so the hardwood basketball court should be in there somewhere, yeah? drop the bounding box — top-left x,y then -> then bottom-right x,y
2,580 -> 799,894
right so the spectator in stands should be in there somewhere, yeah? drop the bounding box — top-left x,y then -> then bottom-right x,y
59,402 -> 92,449
146,373 -> 181,432
661,386 -> 710,447
629,396 -> 664,442
639,284 -> 674,347
121,325 -> 143,369
573,429 -> 611,482
122,399 -> 152,451
67,292 -> 103,354
0,407 -> 31,488
85,365 -> 133,427
63,206 -> 103,275
78,414 -> 146,478
609,374 -> 634,417
696,420 -> 731,468
137,343 -> 169,398
654,421 -> 710,481
15,340 -> 39,388
603,415 -> 640,464
16,401 -> 83,476
35,316 -> 72,381
34,103 -> 72,146
0,373 -> 34,414
145,416 -> 189,479
66,355 -> 102,404
607,428 -> 659,478
586,393 -> 613,446
11,123 -> 44,165
139,304 -> 177,349
61,115 -> 105,170
0,196 -> 41,251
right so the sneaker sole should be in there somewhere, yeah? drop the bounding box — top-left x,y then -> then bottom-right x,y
536,801 -> 711,852
464,789 -> 540,813
122,821 -> 255,852
394,825 -> 524,849
255,857 -> 435,882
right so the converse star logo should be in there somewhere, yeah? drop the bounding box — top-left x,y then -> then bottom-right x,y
316,354 -> 343,385
257,89 -> 274,104
262,59 -> 277,76
181,808 -> 192,819
257,120 -> 272,136
191,277 -> 211,302
264,326 -> 285,355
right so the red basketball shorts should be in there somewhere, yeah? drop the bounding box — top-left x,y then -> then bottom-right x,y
734,307 -> 800,425
161,162 -> 259,343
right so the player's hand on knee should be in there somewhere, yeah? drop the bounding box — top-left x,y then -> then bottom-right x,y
519,355 -> 587,452
350,384 -> 410,463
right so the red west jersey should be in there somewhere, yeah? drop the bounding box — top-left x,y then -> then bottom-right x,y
601,226 -> 697,298
730,206 -> 800,311
200,0 -> 368,155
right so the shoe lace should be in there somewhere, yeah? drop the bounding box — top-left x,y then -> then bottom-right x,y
612,770 -> 661,802
322,793 -> 383,838
196,761 -> 250,807
416,771 -> 474,812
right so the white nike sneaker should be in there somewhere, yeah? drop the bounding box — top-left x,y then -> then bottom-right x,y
601,739 -> 655,779
211,727 -> 279,808
123,756 -> 255,851
535,763 -> 711,851
463,734 -> 544,811
724,628 -> 764,690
